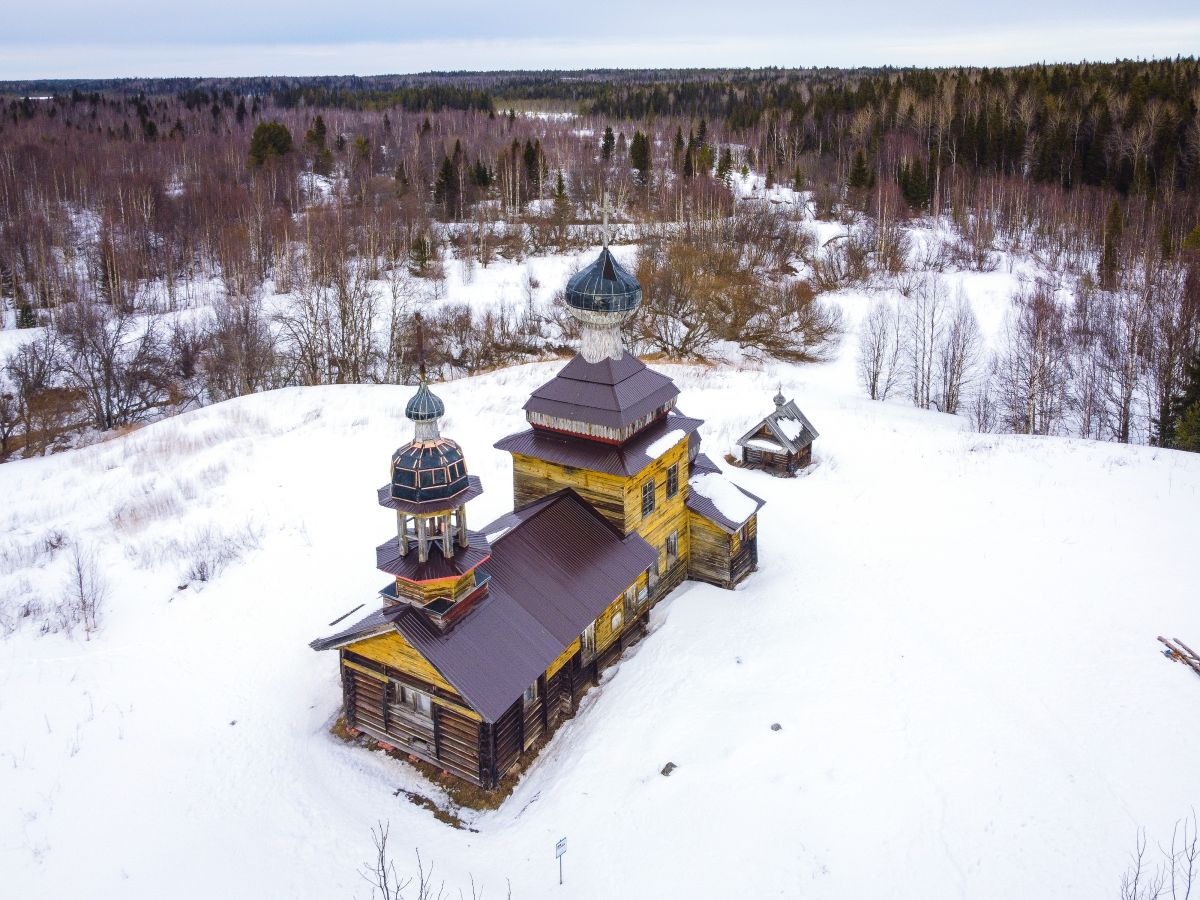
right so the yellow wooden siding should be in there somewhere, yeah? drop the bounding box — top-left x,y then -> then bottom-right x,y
348,632 -> 458,696
622,439 -> 689,534
394,571 -> 475,604
343,659 -> 387,681
430,695 -> 482,722
511,454 -> 627,530
546,637 -> 580,679
624,438 -> 691,577
687,507 -> 733,585
594,594 -> 626,651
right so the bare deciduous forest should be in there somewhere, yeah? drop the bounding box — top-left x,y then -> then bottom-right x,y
1,60 -> 1199,460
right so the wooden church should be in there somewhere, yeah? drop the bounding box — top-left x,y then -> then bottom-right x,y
736,392 -> 819,476
311,244 -> 766,789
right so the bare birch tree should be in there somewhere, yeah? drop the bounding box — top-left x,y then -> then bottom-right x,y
903,274 -> 948,409
857,298 -> 902,400
936,286 -> 983,415
994,282 -> 1071,435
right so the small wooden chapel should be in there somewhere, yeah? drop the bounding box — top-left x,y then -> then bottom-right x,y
311,243 -> 767,789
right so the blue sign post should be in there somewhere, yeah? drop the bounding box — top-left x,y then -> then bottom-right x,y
555,836 -> 567,885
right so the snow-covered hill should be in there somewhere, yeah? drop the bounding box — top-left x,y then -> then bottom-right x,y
2,343 -> 1199,897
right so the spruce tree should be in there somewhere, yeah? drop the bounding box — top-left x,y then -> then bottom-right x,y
523,140 -> 539,190
1169,350 -> 1200,452
304,114 -> 327,149
552,170 -> 571,239
848,149 -> 870,190
601,126 -> 615,161
247,120 -> 293,166
434,156 -> 458,217
15,302 -> 36,329
630,131 -> 651,185
313,147 -> 333,176
682,136 -> 696,178
715,147 -> 733,184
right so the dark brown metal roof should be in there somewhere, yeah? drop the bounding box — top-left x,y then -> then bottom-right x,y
495,412 -> 704,477
375,531 -> 491,582
310,605 -> 399,651
313,490 -> 658,722
692,452 -> 721,475
377,475 -> 483,514
524,352 -> 679,429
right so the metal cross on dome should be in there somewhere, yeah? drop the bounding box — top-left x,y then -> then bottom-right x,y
601,192 -> 610,248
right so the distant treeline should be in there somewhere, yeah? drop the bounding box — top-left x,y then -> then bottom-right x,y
1,60 -> 1199,459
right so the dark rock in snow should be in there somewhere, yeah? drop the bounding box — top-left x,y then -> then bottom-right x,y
770,723 -> 782,731
661,762 -> 677,776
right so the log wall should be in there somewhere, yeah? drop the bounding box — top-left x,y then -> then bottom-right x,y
511,454 -> 627,529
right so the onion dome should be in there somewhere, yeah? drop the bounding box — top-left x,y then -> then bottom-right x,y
565,247 -> 641,314
406,379 -> 445,422
390,437 -> 470,503
773,388 -> 786,408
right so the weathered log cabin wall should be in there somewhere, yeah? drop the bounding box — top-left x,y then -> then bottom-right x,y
624,436 -> 691,578
511,453 -> 627,529
688,510 -> 733,587
339,643 -> 485,785
687,511 -> 758,589
731,514 -> 759,585
342,569 -> 668,789
392,570 -> 478,605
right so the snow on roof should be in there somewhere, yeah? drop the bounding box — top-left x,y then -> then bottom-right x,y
735,397 -> 819,454
775,416 -> 807,442
745,437 -> 784,451
689,472 -> 759,525
645,428 -> 686,460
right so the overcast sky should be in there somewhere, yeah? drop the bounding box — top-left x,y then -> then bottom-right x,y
4,1 -> 1199,79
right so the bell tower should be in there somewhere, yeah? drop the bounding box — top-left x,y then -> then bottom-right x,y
375,371 -> 490,626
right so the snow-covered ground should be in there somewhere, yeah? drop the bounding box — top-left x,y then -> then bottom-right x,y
2,299 -> 1199,898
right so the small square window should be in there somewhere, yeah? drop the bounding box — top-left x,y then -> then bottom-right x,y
413,691 -> 431,717
610,610 -> 623,632
523,682 -> 538,705
666,464 -> 679,498
623,584 -> 640,616
642,479 -> 656,517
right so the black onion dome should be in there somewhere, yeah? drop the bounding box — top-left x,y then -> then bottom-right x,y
405,380 -> 445,422
565,247 -> 642,313
390,437 -> 470,503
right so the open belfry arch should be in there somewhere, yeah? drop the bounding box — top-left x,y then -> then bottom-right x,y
312,234 -> 767,789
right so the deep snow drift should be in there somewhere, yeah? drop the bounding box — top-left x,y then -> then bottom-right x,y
2,337 -> 1200,898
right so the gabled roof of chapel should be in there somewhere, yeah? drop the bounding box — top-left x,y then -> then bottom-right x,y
736,397 -> 819,455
